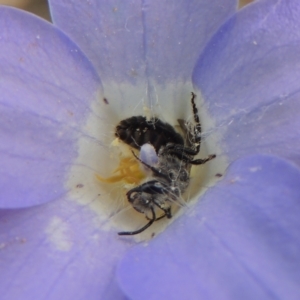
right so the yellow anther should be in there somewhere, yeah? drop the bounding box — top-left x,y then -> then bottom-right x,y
96,156 -> 145,185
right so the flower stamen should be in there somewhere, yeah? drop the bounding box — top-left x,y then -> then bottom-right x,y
96,156 -> 146,185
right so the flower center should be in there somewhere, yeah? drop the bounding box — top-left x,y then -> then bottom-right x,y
66,83 -> 228,241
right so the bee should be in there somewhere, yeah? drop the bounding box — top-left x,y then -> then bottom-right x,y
115,92 -> 216,235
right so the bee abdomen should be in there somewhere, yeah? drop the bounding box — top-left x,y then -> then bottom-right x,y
115,116 -> 184,152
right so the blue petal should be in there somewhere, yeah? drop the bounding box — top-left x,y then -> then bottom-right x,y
117,154 -> 300,299
49,0 -> 237,83
0,7 -> 103,208
0,198 -> 131,299
49,0 -> 238,138
193,0 -> 300,165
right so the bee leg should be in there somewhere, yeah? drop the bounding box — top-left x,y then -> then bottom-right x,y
146,214 -> 166,221
145,207 -> 171,221
163,144 -> 198,161
190,154 -> 216,165
118,207 -> 156,236
191,92 -> 202,154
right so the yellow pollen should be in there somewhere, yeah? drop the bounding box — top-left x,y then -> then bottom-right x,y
96,156 -> 146,185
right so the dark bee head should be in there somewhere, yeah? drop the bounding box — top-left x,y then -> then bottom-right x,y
126,180 -> 172,217
127,191 -> 153,214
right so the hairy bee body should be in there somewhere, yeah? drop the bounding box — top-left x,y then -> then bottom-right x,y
116,116 -> 184,152
116,93 -> 215,236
